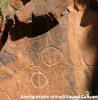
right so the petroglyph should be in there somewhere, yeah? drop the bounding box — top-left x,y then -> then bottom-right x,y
41,47 -> 63,66
31,71 -> 48,89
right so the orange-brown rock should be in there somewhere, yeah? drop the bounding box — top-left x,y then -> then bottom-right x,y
0,0 -> 98,100
68,0 -> 98,95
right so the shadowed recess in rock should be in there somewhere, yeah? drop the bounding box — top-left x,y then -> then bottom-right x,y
80,6 -> 98,95
9,13 -> 58,41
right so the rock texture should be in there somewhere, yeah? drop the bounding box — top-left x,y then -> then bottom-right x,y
0,0 -> 98,100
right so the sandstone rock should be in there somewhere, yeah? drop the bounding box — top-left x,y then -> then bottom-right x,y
0,0 -> 98,99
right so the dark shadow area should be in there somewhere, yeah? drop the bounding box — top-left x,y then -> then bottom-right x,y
80,2 -> 98,95
90,0 -> 98,12
9,13 -> 58,41
90,59 -> 98,95
22,0 -> 31,5
0,19 -> 13,51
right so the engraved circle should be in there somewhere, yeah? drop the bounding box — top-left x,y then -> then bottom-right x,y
41,47 -> 63,66
31,71 -> 48,89
74,70 -> 83,80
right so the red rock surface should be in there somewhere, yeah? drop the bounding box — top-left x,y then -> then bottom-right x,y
0,0 -> 98,100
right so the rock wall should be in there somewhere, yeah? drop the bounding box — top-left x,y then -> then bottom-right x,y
0,0 -> 98,99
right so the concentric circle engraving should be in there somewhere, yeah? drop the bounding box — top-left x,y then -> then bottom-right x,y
0,92 -> 10,100
41,47 -> 63,66
31,71 -> 48,89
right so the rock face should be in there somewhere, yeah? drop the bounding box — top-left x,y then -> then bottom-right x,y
68,9 -> 98,95
0,0 -> 98,99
